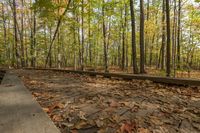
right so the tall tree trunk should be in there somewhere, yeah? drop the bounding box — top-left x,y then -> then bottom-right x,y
140,0 -> 145,74
177,0 -> 181,69
149,34 -> 155,67
102,0 -> 108,72
166,0 -> 171,77
130,0 -> 138,74
57,27 -> 61,68
172,0 -> 177,77
145,0 -> 150,65
81,0 -> 85,70
73,1 -> 77,70
77,16 -> 81,67
159,0 -> 166,70
30,3 -> 36,68
88,0 -> 92,65
122,4 -> 127,71
25,25 -> 28,66
2,3 -> 7,62
20,0 -> 25,67
13,0 -> 20,68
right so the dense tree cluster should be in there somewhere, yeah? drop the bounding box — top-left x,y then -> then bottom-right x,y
0,0 -> 199,77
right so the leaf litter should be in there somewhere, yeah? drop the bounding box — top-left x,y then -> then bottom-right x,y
15,70 -> 200,133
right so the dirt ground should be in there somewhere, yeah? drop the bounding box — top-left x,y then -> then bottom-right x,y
15,70 -> 200,133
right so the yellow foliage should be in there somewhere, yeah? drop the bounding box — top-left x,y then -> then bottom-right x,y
52,0 -> 69,16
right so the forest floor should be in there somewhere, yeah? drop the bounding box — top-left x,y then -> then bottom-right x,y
15,70 -> 200,133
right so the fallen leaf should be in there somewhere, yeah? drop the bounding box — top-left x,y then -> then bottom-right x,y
149,116 -> 163,125
52,115 -> 63,121
137,128 -> 150,133
49,102 -> 65,112
110,100 -> 120,108
192,122 -> 200,130
120,101 -> 131,107
74,120 -> 88,129
78,111 -> 87,120
71,130 -> 78,133
62,122 -> 74,128
43,107 -> 50,113
120,121 -> 136,133
32,92 -> 41,97
97,128 -> 106,133
95,119 -> 104,127
111,114 -> 121,123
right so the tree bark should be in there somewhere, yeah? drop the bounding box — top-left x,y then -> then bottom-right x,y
13,0 -> 20,68
130,0 -> 138,74
166,0 -> 171,77
177,0 -> 181,69
140,0 -> 145,74
20,0 -> 25,67
102,0 -> 108,72
160,0 -> 166,70
81,0 -> 85,70
2,3 -> 7,62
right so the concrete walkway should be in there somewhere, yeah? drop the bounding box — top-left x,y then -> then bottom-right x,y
0,71 -> 60,133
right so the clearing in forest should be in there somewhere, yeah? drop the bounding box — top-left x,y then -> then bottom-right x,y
16,70 -> 200,133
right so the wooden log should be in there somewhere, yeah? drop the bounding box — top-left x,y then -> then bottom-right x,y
87,69 -> 97,77
24,68 -> 200,86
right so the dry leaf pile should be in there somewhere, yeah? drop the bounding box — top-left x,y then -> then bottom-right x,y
15,70 -> 200,133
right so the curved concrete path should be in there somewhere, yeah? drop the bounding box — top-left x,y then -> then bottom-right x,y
0,71 -> 60,133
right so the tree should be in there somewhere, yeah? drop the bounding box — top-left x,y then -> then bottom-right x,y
130,0 -> 138,74
140,0 -> 145,74
102,0 -> 108,72
177,0 -> 181,69
20,0 -> 25,67
166,0 -> 171,77
44,0 -> 72,68
81,0 -> 85,70
12,0 -> 20,68
159,0 -> 166,70
0,0 -> 199,77
2,3 -> 7,62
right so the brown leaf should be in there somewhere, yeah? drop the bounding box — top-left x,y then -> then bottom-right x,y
74,120 -> 88,129
32,92 -> 41,97
149,116 -> 163,125
110,100 -> 120,108
71,130 -> 78,133
119,101 -> 130,107
120,121 -> 136,133
97,128 -> 106,133
49,102 -> 65,112
78,111 -> 87,120
111,114 -> 121,123
52,115 -> 63,121
95,119 -> 104,127
57,103 -> 65,109
137,128 -> 150,133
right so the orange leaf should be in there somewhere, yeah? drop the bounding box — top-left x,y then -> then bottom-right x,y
32,92 -> 41,97
120,121 -> 136,133
49,102 -> 65,112
52,115 -> 63,121
43,107 -> 50,113
110,100 -> 119,108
